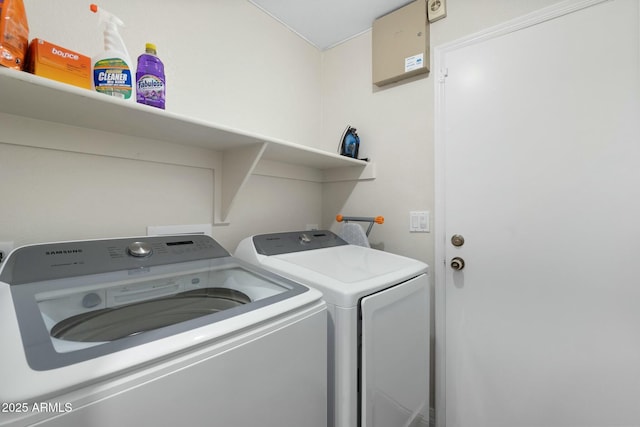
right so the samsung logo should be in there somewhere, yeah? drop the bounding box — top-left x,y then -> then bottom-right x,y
45,249 -> 83,255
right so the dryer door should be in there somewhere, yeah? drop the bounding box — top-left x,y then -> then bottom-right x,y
360,274 -> 430,427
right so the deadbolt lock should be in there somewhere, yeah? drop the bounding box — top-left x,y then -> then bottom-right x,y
451,234 -> 465,247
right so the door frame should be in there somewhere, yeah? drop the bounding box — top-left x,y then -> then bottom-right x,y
432,1 -> 610,425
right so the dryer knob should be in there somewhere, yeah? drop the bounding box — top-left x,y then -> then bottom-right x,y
128,241 -> 153,257
299,233 -> 311,244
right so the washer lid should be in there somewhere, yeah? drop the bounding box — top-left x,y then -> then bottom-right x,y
2,235 -> 315,372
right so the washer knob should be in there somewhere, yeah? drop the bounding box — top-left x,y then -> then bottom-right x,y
127,241 -> 153,257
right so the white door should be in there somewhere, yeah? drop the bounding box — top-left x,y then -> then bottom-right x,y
436,1 -> 640,426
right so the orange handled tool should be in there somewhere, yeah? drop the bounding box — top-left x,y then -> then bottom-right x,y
335,215 -> 384,236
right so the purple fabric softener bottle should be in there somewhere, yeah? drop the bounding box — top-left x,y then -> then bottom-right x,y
136,43 -> 165,109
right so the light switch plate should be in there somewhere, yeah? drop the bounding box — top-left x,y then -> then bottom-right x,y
409,211 -> 430,232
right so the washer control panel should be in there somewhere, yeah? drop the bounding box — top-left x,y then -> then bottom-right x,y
1,235 -> 230,285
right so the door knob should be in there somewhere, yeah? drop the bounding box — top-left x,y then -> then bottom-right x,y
451,257 -> 465,270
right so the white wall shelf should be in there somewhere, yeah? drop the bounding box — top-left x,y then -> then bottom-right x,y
0,68 -> 374,223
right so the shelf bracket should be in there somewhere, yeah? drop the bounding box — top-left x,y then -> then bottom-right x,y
322,161 -> 376,182
215,142 -> 267,223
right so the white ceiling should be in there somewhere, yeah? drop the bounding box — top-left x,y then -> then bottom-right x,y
248,0 -> 414,50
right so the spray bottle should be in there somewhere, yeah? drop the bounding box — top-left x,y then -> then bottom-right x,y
89,4 -> 133,101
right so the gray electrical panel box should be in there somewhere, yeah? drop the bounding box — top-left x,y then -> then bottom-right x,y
372,0 -> 430,86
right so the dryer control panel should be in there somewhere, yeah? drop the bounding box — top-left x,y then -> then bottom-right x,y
253,230 -> 348,256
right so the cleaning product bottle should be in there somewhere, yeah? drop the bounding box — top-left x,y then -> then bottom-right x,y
0,0 -> 30,70
136,43 -> 165,109
89,4 -> 133,101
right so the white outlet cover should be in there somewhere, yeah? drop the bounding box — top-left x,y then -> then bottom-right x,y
427,0 -> 447,22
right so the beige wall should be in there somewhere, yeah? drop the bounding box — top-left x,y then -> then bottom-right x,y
2,0 -> 566,257
24,0 -> 323,146
321,33 -> 434,263
320,0 -> 566,268
0,0 -> 324,252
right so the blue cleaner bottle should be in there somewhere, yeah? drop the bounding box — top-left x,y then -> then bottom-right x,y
136,43 -> 165,109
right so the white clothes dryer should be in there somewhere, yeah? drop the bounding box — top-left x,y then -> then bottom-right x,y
235,230 -> 430,427
0,235 -> 327,427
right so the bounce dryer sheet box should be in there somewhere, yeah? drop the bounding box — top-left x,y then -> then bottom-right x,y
25,39 -> 91,89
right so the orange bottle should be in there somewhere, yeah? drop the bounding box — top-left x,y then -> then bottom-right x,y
0,0 -> 29,70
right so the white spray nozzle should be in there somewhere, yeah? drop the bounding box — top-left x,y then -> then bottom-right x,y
90,4 -> 125,28
90,3 -> 130,57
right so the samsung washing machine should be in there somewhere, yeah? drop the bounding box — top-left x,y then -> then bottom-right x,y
0,235 -> 327,427
235,230 -> 430,427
